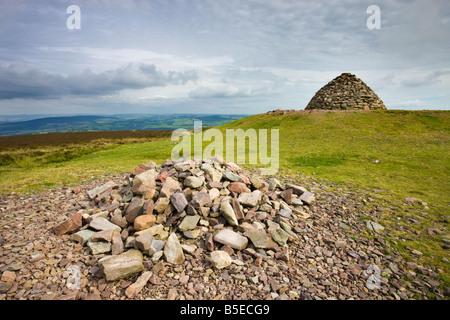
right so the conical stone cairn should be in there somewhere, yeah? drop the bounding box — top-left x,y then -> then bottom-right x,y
305,73 -> 386,110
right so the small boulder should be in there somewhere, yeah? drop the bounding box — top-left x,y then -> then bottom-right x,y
125,197 -> 144,223
271,228 -> 290,246
238,190 -> 262,207
91,229 -> 116,242
87,240 -> 112,255
154,197 -> 170,214
171,192 -> 189,213
72,229 -> 96,245
87,181 -> 117,200
211,250 -> 232,269
164,233 -> 185,265
299,191 -> 315,205
183,176 -> 204,188
134,214 -> 156,231
111,232 -> 124,255
285,183 -> 307,195
53,212 -> 83,236
220,201 -> 239,226
213,229 -> 248,250
366,221 -> 385,233
98,249 -> 144,281
222,170 -> 242,182
244,229 -> 270,248
160,177 -> 181,198
191,192 -> 210,208
110,209 -> 128,228
132,169 -> 157,195
178,215 -> 200,232
135,233 -> 153,251
231,198 -> 244,220
89,217 -> 121,232
228,182 -> 250,194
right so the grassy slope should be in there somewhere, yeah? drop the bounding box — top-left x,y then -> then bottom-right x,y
223,110 -> 449,211
0,109 -> 448,287
0,138 -> 175,191
222,110 -> 450,287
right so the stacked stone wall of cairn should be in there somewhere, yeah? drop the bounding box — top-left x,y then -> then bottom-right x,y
305,73 -> 386,110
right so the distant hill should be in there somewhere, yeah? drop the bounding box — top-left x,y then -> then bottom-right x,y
0,114 -> 248,136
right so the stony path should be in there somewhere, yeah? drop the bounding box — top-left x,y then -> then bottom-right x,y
0,171 -> 446,300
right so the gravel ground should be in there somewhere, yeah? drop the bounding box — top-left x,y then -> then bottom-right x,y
0,172 -> 446,300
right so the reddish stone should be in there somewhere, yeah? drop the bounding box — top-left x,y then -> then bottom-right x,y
72,185 -> 82,194
279,189 -> 293,204
134,214 -> 156,231
231,198 -> 244,220
208,181 -> 223,189
125,271 -> 152,298
238,173 -> 251,185
143,200 -> 154,214
1,270 -> 16,283
111,232 -> 124,255
191,192 -> 210,208
132,162 -> 156,176
53,212 -> 83,236
160,176 -> 181,197
428,280 -> 440,287
206,233 -> 215,252
406,262 -> 418,270
133,164 -> 148,176
125,197 -> 144,223
254,256 -> 263,267
228,182 -> 250,194
157,171 -> 169,182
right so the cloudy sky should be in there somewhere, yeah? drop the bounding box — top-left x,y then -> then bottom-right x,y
0,0 -> 449,115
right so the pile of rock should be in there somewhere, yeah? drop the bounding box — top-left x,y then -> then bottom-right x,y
53,156 -> 316,282
305,73 -> 386,111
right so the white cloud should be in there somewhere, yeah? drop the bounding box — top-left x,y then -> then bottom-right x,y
392,99 -> 428,108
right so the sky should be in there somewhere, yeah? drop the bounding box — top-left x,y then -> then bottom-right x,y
0,0 -> 449,115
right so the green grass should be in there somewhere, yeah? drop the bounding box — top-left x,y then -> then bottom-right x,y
0,109 -> 448,291
0,138 -> 175,192
220,110 -> 450,289
221,110 -> 449,208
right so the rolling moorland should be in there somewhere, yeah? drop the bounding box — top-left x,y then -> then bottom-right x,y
0,109 -> 449,295
0,114 -> 248,136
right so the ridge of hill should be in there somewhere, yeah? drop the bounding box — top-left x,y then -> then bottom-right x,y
0,114 -> 248,136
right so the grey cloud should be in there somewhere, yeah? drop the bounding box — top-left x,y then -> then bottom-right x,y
189,84 -> 279,99
0,62 -> 197,99
0,62 -> 67,99
189,86 -> 253,99
401,70 -> 450,88
378,0 -> 450,65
